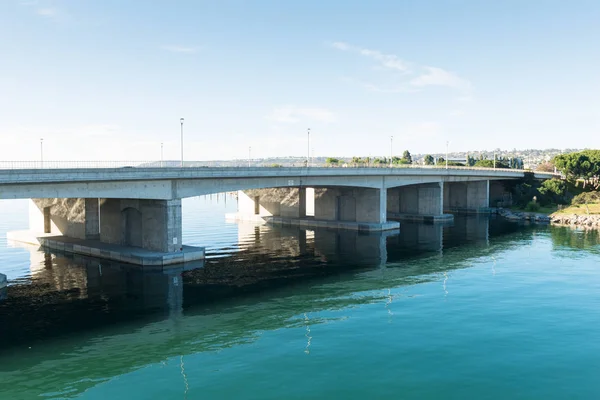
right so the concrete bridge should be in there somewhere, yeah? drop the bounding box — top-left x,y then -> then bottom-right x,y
0,166 -> 555,266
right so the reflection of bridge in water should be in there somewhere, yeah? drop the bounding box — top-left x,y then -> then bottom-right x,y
0,216 -> 532,397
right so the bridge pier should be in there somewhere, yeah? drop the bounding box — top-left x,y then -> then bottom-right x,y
230,187 -> 399,231
444,180 -> 491,214
387,182 -> 453,223
10,197 -> 204,267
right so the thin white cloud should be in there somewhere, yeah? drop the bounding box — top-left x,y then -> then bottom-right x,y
36,7 -> 57,17
330,41 -> 410,73
268,106 -> 336,124
411,66 -> 471,90
161,45 -> 201,54
331,41 -> 472,94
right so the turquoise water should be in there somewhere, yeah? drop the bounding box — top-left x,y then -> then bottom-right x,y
1,197 -> 600,399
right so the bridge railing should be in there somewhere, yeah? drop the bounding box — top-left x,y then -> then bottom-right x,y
0,160 -> 559,176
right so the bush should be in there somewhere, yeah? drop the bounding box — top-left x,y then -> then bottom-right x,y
572,191 -> 600,205
525,201 -> 541,212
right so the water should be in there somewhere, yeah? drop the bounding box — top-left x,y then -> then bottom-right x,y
1,196 -> 600,399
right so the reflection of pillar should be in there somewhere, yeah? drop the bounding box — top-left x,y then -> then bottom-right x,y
166,271 -> 184,317
299,229 -> 307,254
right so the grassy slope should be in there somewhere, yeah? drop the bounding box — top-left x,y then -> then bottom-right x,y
552,203 -> 600,215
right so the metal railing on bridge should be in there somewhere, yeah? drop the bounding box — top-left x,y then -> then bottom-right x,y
0,160 -> 559,177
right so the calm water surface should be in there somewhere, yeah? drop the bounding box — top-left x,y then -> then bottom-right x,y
1,195 -> 600,399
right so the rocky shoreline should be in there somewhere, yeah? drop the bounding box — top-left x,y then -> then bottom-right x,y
549,214 -> 600,228
496,208 -> 600,228
496,208 -> 551,223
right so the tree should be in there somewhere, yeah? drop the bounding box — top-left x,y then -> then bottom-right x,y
474,159 -> 509,169
437,157 -> 445,165
326,157 -> 340,166
554,150 -> 600,189
466,155 -> 476,166
424,154 -> 434,165
538,178 -> 568,204
401,150 -> 412,164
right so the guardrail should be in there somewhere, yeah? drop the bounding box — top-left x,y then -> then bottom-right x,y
0,160 -> 559,176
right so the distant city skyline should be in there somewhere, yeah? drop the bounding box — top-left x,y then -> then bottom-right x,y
1,1 -> 599,161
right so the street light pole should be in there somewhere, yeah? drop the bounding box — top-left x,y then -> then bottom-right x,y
40,138 -> 44,168
494,151 -> 496,169
390,136 -> 393,168
307,128 -> 310,167
160,142 -> 164,167
180,118 -> 184,167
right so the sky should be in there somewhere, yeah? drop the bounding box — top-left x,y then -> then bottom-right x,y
1,0 -> 599,161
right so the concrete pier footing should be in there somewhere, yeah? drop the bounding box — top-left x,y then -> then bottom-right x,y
7,230 -> 205,267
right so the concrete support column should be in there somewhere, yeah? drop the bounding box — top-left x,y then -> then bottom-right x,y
100,199 -> 182,252
84,198 -> 100,240
388,182 -> 450,222
444,180 -> 490,213
466,180 -> 490,210
298,187 -> 307,218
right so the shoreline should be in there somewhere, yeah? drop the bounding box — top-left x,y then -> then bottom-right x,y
496,208 -> 600,228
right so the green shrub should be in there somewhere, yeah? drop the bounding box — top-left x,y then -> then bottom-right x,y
525,201 -> 541,212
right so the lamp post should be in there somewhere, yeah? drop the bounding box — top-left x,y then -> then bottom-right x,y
445,141 -> 449,169
390,136 -> 393,168
494,151 -> 496,169
160,142 -> 164,167
180,118 -> 184,167
40,138 -> 44,168
307,128 -> 310,167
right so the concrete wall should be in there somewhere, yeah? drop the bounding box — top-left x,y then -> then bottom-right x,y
29,198 -> 100,240
99,199 -> 182,252
314,187 -> 385,223
388,183 -> 443,216
444,181 -> 489,211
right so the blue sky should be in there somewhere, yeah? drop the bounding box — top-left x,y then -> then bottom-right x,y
1,0 -> 599,161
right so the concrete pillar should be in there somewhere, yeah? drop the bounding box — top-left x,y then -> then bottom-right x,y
84,198 -> 100,240
100,199 -> 182,252
315,187 -> 387,224
444,181 -> 490,213
386,188 -> 400,214
389,183 -> 446,220
299,187 -> 307,218
466,180 -> 490,210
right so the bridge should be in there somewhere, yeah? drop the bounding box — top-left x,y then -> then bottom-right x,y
0,164 -> 555,267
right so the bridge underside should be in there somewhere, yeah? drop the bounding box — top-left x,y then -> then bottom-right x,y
230,180 -> 510,230
229,187 -> 400,232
